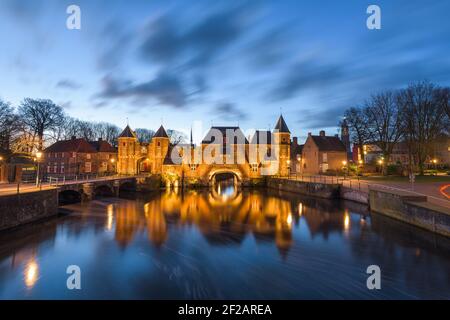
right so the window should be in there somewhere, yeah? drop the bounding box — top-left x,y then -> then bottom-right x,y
86,154 -> 91,160
72,152 -> 76,158
47,166 -> 51,173
322,153 -> 328,163
251,163 -> 258,172
157,142 -> 161,147
61,163 -> 65,174
85,162 -> 92,173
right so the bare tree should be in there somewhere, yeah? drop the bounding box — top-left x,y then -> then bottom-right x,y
167,129 -> 187,145
364,91 -> 403,174
397,82 -> 448,174
18,98 -> 65,151
135,128 -> 155,143
342,107 -> 370,162
0,100 -> 18,151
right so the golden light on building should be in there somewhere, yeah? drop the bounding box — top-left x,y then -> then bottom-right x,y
342,160 -> 347,166
24,258 -> 39,289
298,203 -> 303,216
432,159 -> 438,164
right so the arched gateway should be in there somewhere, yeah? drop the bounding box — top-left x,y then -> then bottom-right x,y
116,115 -> 293,186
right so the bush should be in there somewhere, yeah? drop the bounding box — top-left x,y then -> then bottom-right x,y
387,164 -> 402,175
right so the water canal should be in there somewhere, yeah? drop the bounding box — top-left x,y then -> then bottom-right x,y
0,181 -> 449,299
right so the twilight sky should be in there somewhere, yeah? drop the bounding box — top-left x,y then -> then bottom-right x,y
0,0 -> 449,141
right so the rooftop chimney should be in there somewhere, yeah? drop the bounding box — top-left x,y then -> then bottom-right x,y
71,136 -> 76,140
293,137 -> 298,146
319,130 -> 325,137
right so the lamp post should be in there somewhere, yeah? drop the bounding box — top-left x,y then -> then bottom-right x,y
378,158 -> 384,174
35,151 -> 42,187
432,159 -> 438,173
296,154 -> 301,179
110,158 -> 116,175
342,160 -> 347,178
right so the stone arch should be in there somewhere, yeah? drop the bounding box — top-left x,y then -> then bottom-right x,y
137,157 -> 151,173
208,168 -> 242,186
94,184 -> 115,197
59,189 -> 82,205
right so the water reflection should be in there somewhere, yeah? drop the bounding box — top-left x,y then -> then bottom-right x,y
0,180 -> 449,299
24,258 -> 39,289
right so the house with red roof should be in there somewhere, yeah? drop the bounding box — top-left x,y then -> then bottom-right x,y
43,137 -> 117,176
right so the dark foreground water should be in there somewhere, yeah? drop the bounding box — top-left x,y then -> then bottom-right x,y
0,184 -> 450,299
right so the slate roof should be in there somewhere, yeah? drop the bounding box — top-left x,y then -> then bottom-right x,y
154,125 -> 169,138
310,135 -> 346,152
274,115 -> 290,133
89,139 -> 117,153
44,138 -> 97,153
118,125 -> 137,138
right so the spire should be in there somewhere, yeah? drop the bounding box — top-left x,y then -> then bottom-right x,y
274,114 -> 290,133
190,126 -> 193,146
154,125 -> 169,138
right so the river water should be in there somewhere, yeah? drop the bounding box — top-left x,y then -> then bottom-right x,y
0,182 -> 449,299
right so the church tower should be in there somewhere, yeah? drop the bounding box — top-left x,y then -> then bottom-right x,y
148,125 -> 170,174
341,118 -> 351,158
273,115 -> 291,177
117,125 -> 140,175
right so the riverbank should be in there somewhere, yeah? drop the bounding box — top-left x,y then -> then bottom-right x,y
267,177 -> 450,238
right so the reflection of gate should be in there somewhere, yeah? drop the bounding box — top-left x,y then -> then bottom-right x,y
209,170 -> 241,186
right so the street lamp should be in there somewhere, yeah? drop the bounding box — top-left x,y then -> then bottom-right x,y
342,160 -> 348,178
110,158 -> 116,175
35,152 -> 42,187
432,159 -> 438,173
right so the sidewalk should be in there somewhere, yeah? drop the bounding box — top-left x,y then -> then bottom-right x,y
284,174 -> 450,209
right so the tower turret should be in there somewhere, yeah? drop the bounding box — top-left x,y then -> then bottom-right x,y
273,114 -> 291,176
117,125 -> 139,175
149,125 -> 170,174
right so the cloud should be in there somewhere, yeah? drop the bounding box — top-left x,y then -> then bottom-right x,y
215,101 -> 247,121
270,60 -> 344,101
97,72 -> 188,108
56,79 -> 82,90
139,5 -> 252,69
297,106 -> 344,130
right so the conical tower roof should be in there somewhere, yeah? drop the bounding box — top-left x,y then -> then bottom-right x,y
154,125 -> 169,138
118,125 -> 137,138
274,115 -> 290,133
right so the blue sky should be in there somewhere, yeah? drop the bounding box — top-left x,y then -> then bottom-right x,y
0,0 -> 449,140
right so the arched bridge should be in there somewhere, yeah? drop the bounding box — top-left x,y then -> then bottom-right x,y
53,175 -> 141,204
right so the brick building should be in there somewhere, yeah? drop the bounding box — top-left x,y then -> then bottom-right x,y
43,137 -> 117,177
301,131 -> 347,175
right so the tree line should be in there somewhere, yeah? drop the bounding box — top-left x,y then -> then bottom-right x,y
0,98 -> 186,156
342,81 -> 450,175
